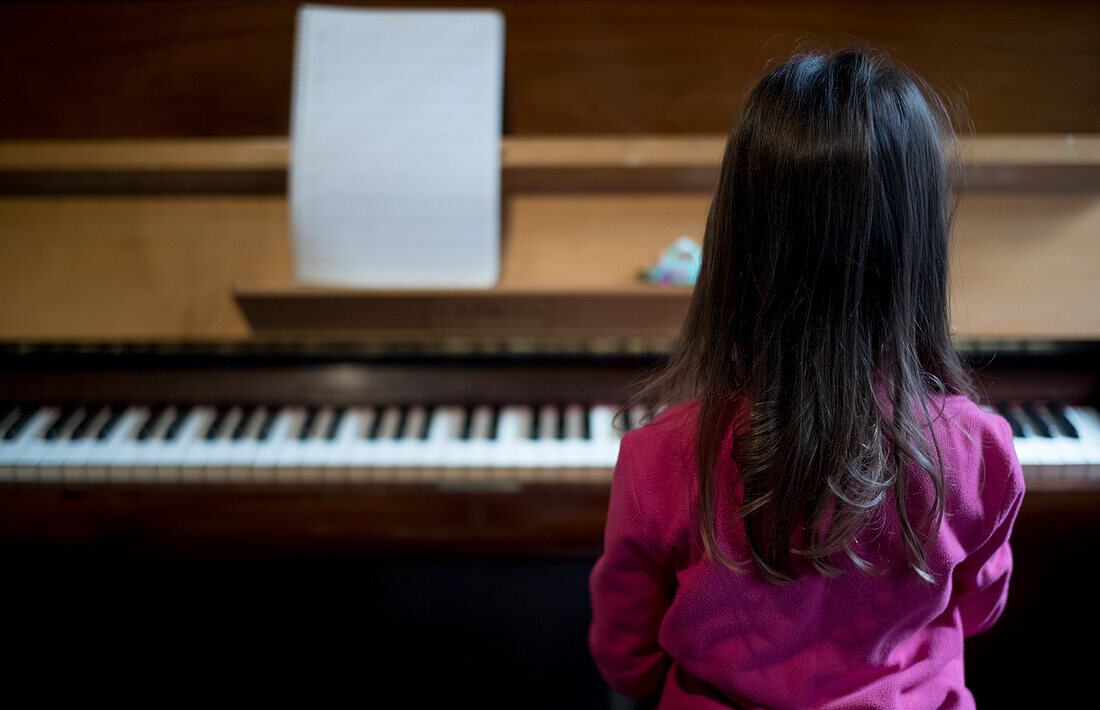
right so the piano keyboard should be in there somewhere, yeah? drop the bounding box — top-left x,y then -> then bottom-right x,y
1,400 -> 1098,487
0,403 -> 642,486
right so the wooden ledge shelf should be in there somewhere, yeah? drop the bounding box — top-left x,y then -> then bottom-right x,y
234,284 -> 693,338
2,134 -> 1097,194
235,190 -> 709,338
3,134 -> 1098,170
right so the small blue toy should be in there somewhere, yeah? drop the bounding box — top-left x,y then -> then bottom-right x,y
639,236 -> 702,286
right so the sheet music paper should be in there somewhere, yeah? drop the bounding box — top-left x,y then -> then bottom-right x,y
289,5 -> 504,287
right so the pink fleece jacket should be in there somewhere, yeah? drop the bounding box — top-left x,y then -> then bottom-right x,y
589,395 -> 1024,709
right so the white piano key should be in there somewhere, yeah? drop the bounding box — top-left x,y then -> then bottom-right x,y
369,406 -> 405,471
13,407 -> 68,482
342,407 -> 380,481
59,406 -> 113,482
404,405 -> 429,442
163,406 -> 218,483
198,406 -> 245,483
224,407 -> 268,482
147,407 -> 207,483
589,405 -> 617,442
459,405 -> 496,480
141,406 -> 187,481
391,406 -> 430,479
298,407 -> 337,482
37,406 -> 89,482
139,407 -> 184,481
82,407 -> 146,481
505,406 -> 541,476
418,406 -> 462,471
103,406 -> 153,482
490,405 -> 525,469
321,407 -> 363,482
1065,406 -> 1100,480
533,405 -> 568,477
2,408 -> 58,481
436,406 -> 478,480
588,404 -> 621,469
248,408 -> 297,482
271,407 -> 308,482
560,404 -> 590,469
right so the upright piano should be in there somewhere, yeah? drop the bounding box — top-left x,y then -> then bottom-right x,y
0,133 -> 1098,706
1,133 -> 1097,552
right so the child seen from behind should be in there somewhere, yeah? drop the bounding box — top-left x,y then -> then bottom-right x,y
588,49 -> 1024,709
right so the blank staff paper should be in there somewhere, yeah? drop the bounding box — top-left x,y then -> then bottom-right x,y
289,5 -> 504,287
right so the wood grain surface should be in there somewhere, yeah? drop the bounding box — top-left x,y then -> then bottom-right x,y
1,1 -> 1096,138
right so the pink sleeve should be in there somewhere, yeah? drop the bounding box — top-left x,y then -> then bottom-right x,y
588,433 -> 675,699
953,414 -> 1025,637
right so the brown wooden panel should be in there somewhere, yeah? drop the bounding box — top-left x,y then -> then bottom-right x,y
237,189 -> 1100,341
234,288 -> 694,339
0,482 -> 1094,558
0,136 -> 1095,342
0,482 -> 612,557
0,196 -> 293,339
950,190 -> 1100,339
1,1 -> 1097,138
2,188 -> 1097,342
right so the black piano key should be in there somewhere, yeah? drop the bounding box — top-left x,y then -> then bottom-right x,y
136,406 -> 166,440
488,406 -> 500,441
68,406 -> 100,440
4,405 -> 38,440
96,407 -> 124,440
164,406 -> 191,441
393,406 -> 409,440
0,403 -> 14,427
556,407 -> 567,440
1021,400 -> 1052,438
582,406 -> 592,440
205,406 -> 230,440
257,409 -> 279,441
0,405 -> 17,439
231,406 -> 255,440
45,406 -> 78,440
460,406 -> 474,440
367,409 -> 385,440
1047,400 -> 1079,438
298,407 -> 318,441
325,408 -> 345,441
529,408 -> 541,440
418,408 -> 434,440
995,401 -> 1025,438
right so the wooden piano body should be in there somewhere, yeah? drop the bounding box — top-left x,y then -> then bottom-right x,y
1,133 -> 1098,707
1,132 -> 1098,546
1,2 -> 1098,706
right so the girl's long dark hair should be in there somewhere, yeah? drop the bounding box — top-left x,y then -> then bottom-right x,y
635,49 -> 974,584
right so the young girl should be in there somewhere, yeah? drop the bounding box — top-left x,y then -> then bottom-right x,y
589,50 -> 1024,709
